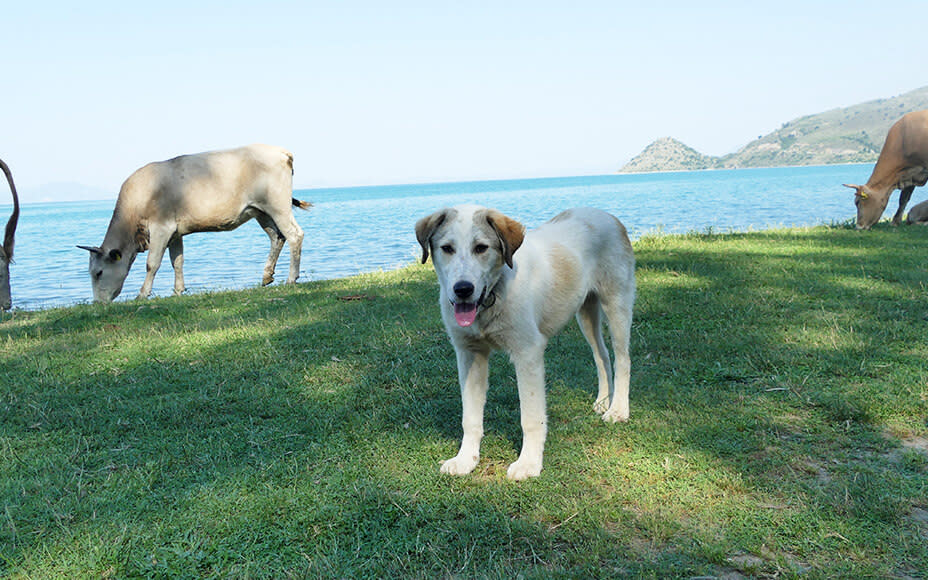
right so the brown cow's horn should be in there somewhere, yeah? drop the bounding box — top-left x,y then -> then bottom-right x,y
842,183 -> 868,199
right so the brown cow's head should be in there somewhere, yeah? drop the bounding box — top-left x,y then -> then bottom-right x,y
844,183 -> 890,230
0,159 -> 20,311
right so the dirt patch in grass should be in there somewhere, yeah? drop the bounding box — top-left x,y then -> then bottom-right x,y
901,436 -> 928,454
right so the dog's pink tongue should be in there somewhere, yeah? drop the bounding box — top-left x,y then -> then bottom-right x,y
454,302 -> 478,327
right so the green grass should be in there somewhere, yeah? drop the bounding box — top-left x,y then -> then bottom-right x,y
1,223 -> 927,578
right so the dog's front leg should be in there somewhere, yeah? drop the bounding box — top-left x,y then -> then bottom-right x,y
441,347 -> 490,476
507,346 -> 547,480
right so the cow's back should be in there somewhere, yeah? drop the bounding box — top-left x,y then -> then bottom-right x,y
898,110 -> 928,166
119,144 -> 294,232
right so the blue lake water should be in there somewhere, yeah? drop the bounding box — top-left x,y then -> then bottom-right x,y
1,164 -> 881,311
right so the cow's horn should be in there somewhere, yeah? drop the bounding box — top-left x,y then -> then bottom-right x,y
842,183 -> 868,199
77,245 -> 103,255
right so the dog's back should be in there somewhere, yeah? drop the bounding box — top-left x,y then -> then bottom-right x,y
506,208 -> 634,339
536,207 -> 634,276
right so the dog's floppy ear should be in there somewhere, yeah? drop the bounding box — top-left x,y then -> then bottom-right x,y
415,210 -> 449,264
485,210 -> 525,268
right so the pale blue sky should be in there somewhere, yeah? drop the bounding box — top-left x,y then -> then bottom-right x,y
3,1 -> 926,201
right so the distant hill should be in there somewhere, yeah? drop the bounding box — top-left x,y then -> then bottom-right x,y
621,137 -> 716,173
620,85 -> 928,173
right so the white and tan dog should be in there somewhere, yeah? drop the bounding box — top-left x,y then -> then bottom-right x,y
415,205 -> 636,480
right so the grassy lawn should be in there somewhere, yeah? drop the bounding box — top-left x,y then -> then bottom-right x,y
1,223 -> 926,578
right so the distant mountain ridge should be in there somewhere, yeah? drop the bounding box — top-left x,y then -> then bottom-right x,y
620,85 -> 928,173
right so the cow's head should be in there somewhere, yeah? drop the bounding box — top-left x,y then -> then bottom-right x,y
1,160 -> 20,311
844,183 -> 890,230
77,245 -> 135,303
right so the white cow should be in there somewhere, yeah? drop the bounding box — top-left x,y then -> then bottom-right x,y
79,144 -> 310,303
906,199 -> 928,225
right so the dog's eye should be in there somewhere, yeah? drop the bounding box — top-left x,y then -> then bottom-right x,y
440,244 -> 455,255
474,244 -> 489,255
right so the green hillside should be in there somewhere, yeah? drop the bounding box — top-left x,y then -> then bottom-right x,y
621,85 -> 928,172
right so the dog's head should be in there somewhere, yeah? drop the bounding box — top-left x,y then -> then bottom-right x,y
415,205 -> 525,327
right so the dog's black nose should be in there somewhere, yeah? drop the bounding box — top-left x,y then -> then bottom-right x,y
453,281 -> 475,299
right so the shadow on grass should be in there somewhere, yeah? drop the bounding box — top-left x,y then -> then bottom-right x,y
1,225 -> 927,576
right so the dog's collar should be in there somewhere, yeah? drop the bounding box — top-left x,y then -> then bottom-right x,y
478,280 -> 502,310
479,288 -> 497,309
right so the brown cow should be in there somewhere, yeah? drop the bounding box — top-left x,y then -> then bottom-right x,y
844,109 -> 928,229
0,159 -> 20,311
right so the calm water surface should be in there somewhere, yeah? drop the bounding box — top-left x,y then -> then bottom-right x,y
2,164 -> 876,311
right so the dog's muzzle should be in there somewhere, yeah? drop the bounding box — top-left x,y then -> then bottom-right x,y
449,282 -> 496,328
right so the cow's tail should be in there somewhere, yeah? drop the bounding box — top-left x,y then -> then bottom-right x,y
292,198 -> 312,211
285,150 -> 294,175
283,150 -> 310,210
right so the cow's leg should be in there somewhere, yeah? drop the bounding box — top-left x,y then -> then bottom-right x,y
139,227 -> 173,299
281,215 -> 304,284
892,186 -> 915,225
168,236 -> 185,295
256,213 -> 285,286
261,209 -> 304,284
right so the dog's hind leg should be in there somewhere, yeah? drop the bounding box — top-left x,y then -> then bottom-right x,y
576,294 -> 613,414
599,292 -> 633,423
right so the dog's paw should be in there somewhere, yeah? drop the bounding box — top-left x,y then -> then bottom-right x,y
506,458 -> 542,481
601,408 -> 629,423
440,455 -> 479,476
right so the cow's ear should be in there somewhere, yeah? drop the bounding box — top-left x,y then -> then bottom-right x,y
415,210 -> 449,264
108,249 -> 122,262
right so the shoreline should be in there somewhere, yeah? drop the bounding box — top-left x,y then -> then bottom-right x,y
0,221 -> 862,316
